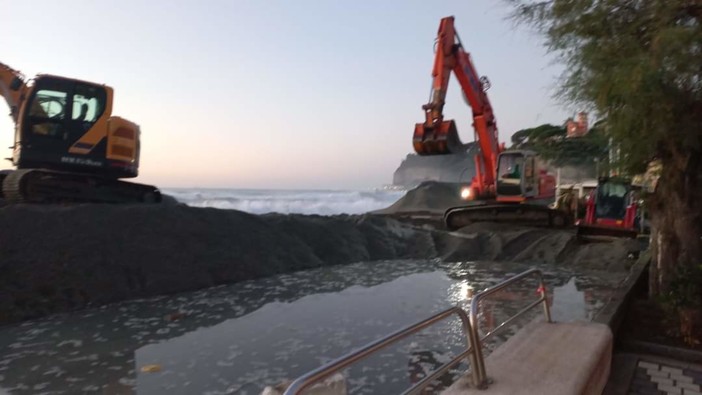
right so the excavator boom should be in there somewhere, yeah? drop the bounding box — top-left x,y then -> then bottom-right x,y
413,16 -> 502,198
0,62 -> 29,122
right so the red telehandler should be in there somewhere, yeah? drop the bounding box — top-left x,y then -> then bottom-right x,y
413,16 -> 568,230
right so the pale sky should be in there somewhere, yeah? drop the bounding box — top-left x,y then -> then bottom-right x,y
0,0 -> 571,189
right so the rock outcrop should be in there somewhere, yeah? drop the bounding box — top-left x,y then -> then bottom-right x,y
392,144 -> 477,188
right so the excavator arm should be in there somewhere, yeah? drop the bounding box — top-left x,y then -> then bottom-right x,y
0,62 -> 29,123
412,17 -> 566,230
413,16 -> 502,197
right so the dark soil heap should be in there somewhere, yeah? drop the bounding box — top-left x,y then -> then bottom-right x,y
0,182 -> 642,325
0,204 -> 434,324
373,181 -> 465,215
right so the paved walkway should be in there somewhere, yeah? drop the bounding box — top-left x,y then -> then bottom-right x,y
605,353 -> 702,395
633,359 -> 702,395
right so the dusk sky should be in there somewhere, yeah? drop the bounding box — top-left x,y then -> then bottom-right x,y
0,1 -> 572,189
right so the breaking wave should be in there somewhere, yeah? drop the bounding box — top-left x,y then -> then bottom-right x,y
162,187 -> 407,215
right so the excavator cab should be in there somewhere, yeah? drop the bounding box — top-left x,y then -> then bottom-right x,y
495,151 -> 547,201
13,75 -> 139,179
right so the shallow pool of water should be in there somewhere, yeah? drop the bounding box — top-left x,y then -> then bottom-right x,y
0,260 -> 627,394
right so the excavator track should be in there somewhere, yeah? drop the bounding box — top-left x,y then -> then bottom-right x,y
0,170 -> 10,199
2,169 -> 161,204
444,202 -> 570,231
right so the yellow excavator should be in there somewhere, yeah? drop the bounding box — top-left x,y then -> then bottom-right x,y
0,61 -> 160,203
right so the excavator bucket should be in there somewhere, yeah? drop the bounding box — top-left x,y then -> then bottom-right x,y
576,224 -> 638,240
444,202 -> 570,231
413,120 -> 467,155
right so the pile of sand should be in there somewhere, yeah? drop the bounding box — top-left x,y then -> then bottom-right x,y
374,181 -> 465,215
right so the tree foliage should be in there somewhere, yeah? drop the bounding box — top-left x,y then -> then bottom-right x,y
508,0 -> 702,299
509,0 -> 702,174
510,122 -> 608,167
510,123 -> 565,147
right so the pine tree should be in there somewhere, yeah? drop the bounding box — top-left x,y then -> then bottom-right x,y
509,0 -> 702,300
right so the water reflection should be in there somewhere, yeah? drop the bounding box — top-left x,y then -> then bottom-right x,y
0,260 -> 626,394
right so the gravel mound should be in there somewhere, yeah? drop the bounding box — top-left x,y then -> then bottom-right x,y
0,190 -> 642,325
373,181 -> 465,215
0,205 -> 432,324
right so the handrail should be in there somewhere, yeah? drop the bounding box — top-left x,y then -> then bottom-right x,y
469,268 -> 551,388
283,306 -> 474,395
282,268 -> 550,394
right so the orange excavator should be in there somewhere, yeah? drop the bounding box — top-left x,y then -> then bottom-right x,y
0,61 -> 160,203
413,16 -> 567,230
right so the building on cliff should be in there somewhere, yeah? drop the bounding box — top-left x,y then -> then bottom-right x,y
566,112 -> 589,138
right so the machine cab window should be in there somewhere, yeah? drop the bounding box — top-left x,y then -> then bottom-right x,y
595,181 -> 629,219
499,154 -> 524,181
496,153 -> 526,196
24,77 -> 106,141
497,153 -> 524,196
28,89 -> 68,138
30,90 -> 67,119
72,84 -> 104,124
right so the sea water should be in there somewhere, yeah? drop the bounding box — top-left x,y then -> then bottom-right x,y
162,188 -> 406,215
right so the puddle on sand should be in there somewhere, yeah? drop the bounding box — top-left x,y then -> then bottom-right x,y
0,260 -> 627,394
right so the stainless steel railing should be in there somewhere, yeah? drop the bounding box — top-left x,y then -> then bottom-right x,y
469,268 -> 551,389
283,268 -> 551,394
283,306 -> 473,395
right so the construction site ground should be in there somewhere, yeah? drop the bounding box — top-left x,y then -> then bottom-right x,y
3,180 -> 700,394
0,181 -> 645,326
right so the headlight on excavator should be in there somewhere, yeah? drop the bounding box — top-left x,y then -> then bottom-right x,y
460,187 -> 472,200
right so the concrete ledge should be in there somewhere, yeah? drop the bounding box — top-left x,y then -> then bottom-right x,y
442,320 -> 613,395
593,250 -> 650,331
619,339 -> 702,364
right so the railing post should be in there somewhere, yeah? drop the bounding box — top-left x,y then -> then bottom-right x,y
469,299 -> 488,389
538,275 -> 552,323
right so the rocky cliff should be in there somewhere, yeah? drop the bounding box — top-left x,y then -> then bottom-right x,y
392,143 -> 477,187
